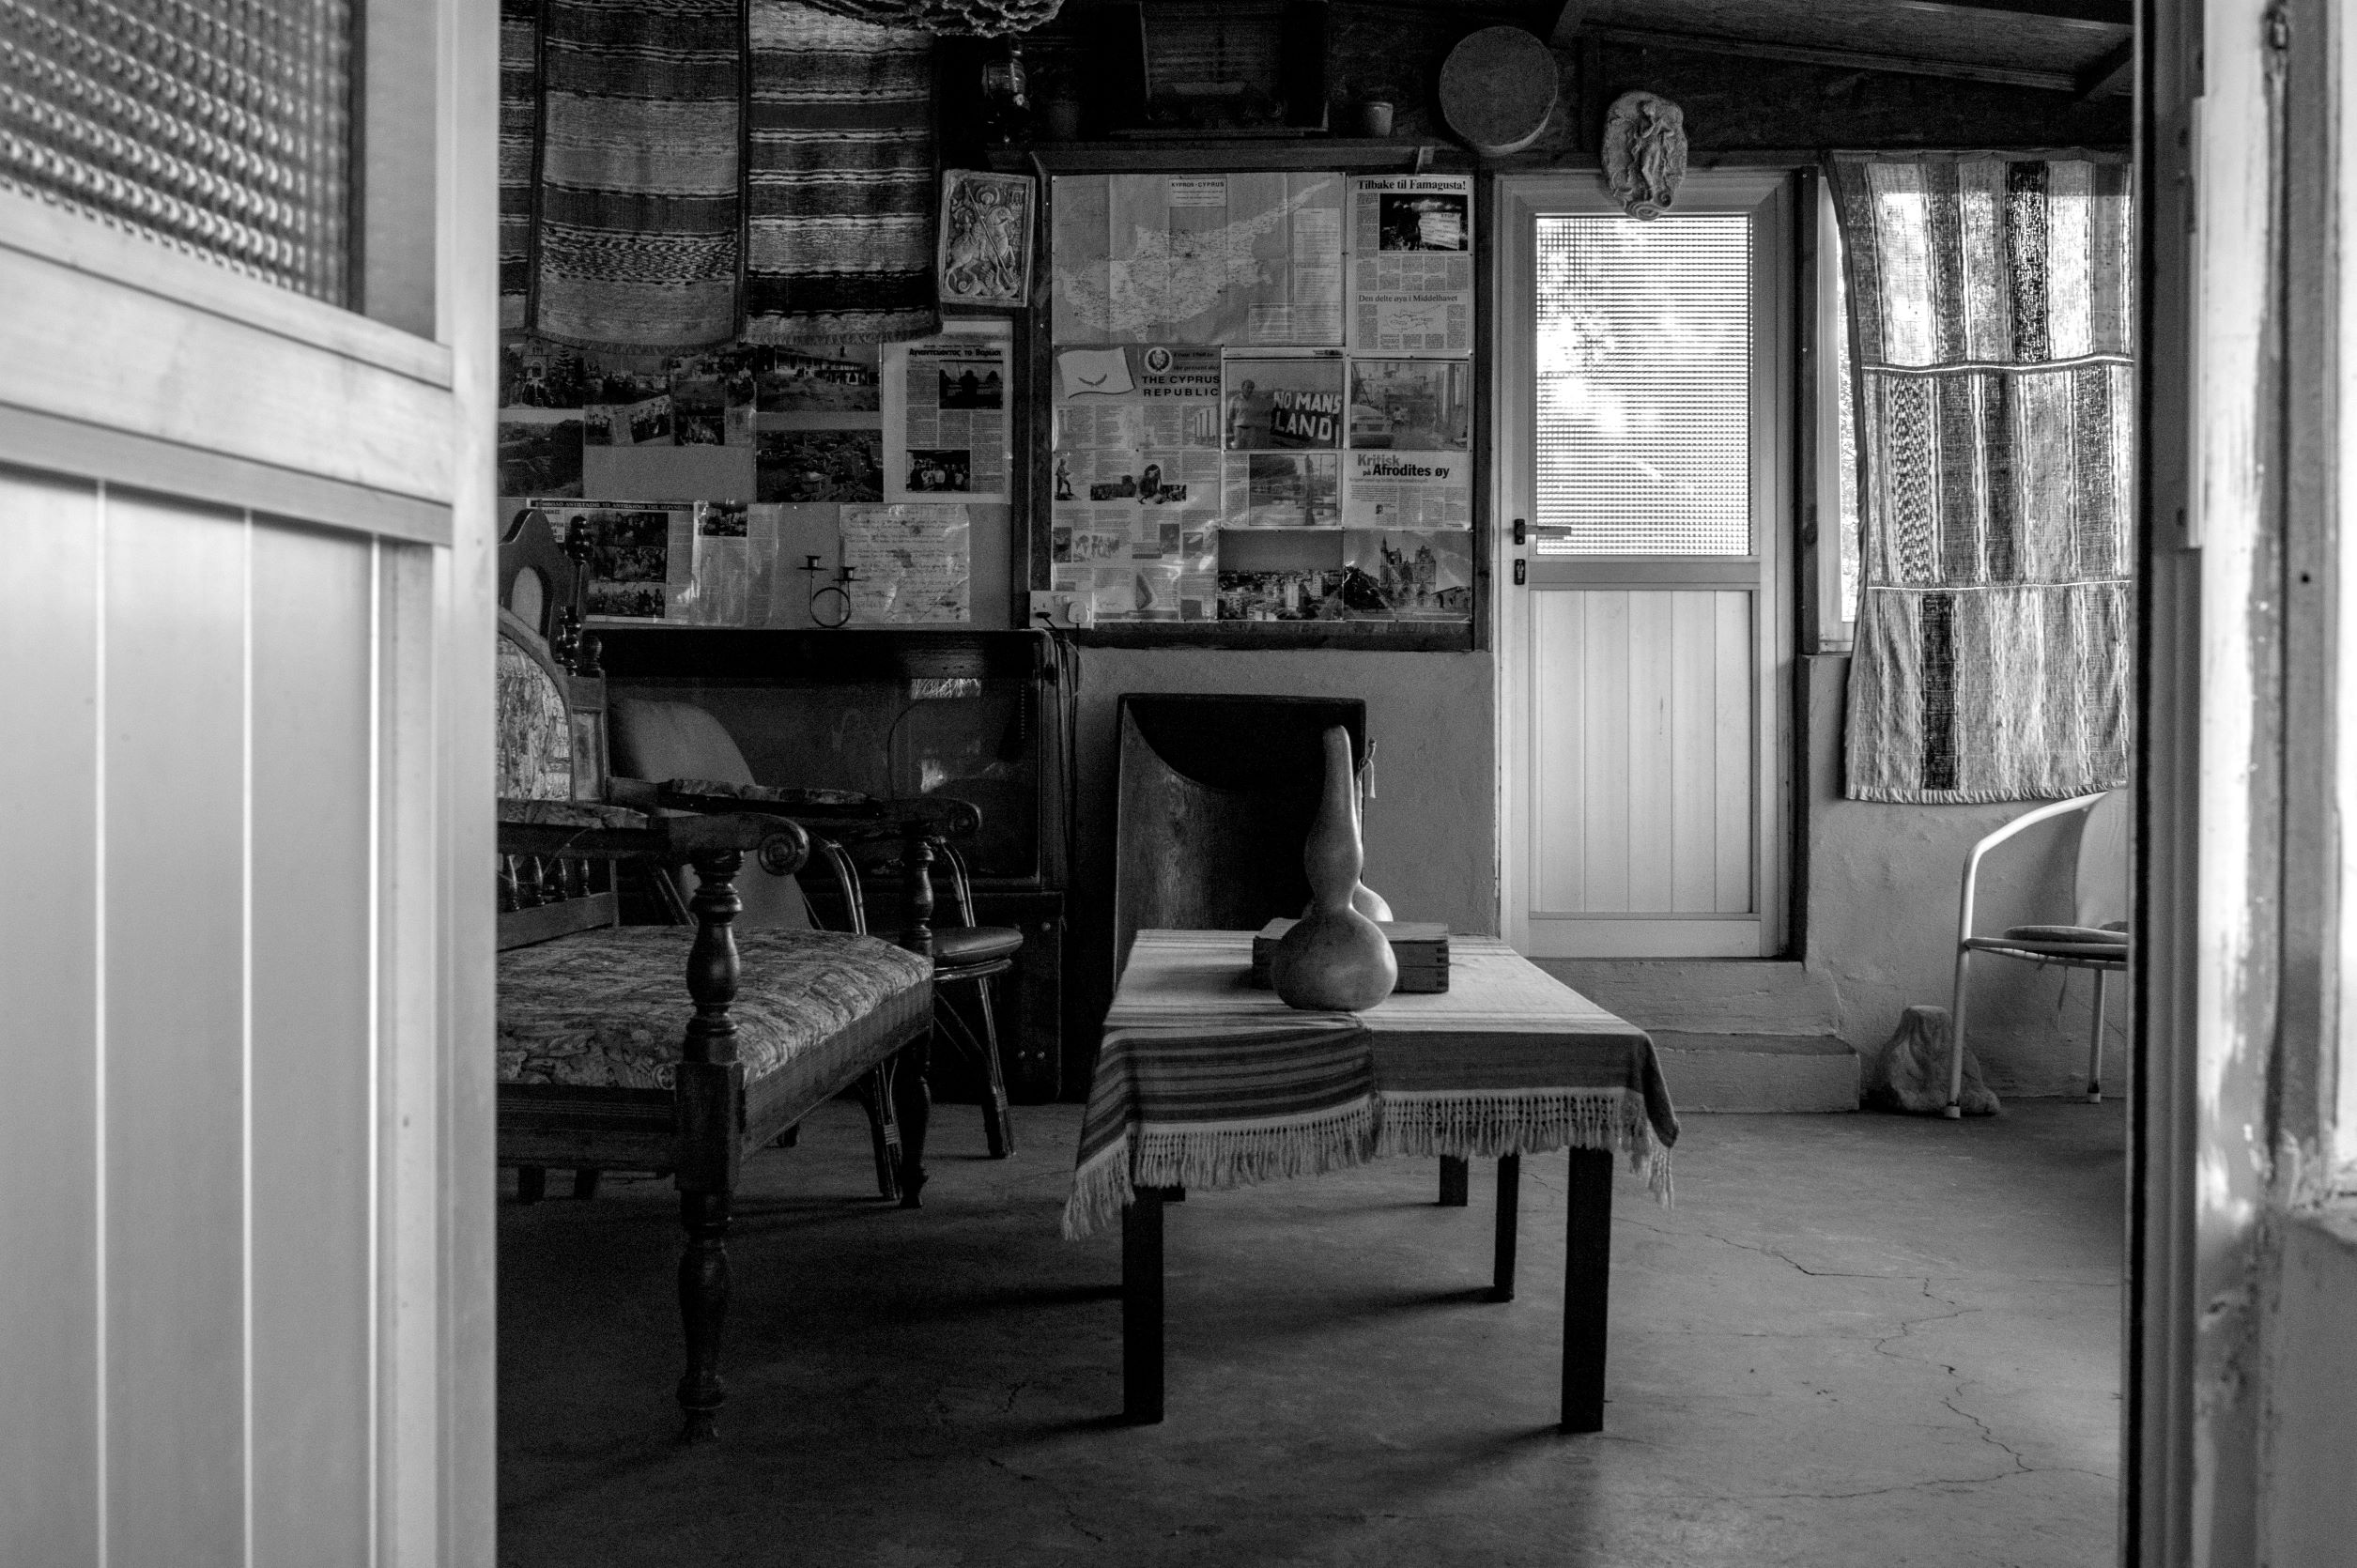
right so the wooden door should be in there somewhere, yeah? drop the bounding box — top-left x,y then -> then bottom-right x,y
0,3 -> 497,1562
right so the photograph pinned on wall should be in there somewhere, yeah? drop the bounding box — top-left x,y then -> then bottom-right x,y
937,169 -> 1036,307
1341,529 -> 1474,621
1348,358 -> 1471,449
1216,567 -> 1349,621
667,349 -> 758,446
755,428 -> 885,503
754,344 -> 881,413
581,355 -> 673,446
499,337 -> 590,408
555,503 -> 695,621
1376,186 -> 1470,253
497,413 -> 583,499
1224,451 -> 1340,527
1223,355 -> 1346,451
1053,525 -> 1130,562
905,449 -> 973,493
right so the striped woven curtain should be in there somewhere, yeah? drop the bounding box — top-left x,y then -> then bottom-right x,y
1830,155 -> 2134,804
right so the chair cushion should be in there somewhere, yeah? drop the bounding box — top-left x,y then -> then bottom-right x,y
932,924 -> 1024,969
499,928 -> 932,1107
2004,923 -> 2127,945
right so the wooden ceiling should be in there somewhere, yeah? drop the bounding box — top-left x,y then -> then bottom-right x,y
1355,0 -> 2134,99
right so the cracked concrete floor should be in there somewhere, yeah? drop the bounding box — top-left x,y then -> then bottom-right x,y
499,1098 -> 2122,1567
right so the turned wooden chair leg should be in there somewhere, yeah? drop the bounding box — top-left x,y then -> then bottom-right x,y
892,1031 -> 933,1208
855,1067 -> 902,1203
516,1166 -> 547,1205
675,1190 -> 732,1443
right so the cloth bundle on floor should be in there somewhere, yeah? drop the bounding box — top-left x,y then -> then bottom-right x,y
530,0 -> 745,350
1831,155 -> 2134,804
1866,1005 -> 1999,1116
743,2 -> 941,344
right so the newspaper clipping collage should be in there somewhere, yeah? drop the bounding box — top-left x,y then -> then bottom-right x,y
1049,170 -> 1475,623
499,326 -> 1007,624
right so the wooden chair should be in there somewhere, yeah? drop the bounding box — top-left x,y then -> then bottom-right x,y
609,695 -> 1024,1166
495,610 -> 939,1440
1948,790 -> 2130,1116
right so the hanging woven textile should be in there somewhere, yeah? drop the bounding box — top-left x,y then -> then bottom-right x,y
744,3 -> 942,345
529,0 -> 745,351
499,0 -> 540,331
1829,154 -> 2134,804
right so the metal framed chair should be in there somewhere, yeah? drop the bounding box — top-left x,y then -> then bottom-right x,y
1948,790 -> 2130,1117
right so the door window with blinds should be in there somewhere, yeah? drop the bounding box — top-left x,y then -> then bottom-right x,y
1497,173 -> 1793,959
1533,213 -> 1753,557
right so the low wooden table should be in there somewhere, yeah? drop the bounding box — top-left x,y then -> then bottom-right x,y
1067,930 -> 1677,1432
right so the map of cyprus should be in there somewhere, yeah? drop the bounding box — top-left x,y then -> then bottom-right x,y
1054,173 -> 1346,346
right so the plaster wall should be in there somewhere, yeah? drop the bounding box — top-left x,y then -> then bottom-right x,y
2261,1212 -> 2357,1568
1801,655 -> 2126,1098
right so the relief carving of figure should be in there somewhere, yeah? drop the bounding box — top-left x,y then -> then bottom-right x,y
1601,92 -> 1688,221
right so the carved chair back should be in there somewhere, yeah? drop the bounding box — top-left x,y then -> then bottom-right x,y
496,605 -> 625,949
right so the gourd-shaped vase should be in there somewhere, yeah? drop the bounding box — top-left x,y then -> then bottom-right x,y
1271,727 -> 1398,1011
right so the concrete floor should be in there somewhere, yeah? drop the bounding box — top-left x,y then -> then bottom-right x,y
499,1097 -> 2123,1567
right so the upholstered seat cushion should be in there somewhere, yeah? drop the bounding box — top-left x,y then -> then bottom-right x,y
499,928 -> 932,1106
932,924 -> 1023,970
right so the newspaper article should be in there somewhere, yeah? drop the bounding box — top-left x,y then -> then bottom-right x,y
1342,450 -> 1472,530
886,333 -> 1012,502
1053,172 -> 1346,346
840,504 -> 972,623
1348,175 -> 1475,355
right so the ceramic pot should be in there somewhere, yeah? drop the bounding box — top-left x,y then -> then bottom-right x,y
1272,727 -> 1398,1011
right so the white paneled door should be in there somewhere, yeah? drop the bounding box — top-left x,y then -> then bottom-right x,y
1497,174 -> 1794,959
0,2 -> 497,1562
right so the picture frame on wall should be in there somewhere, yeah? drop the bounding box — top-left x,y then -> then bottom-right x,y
938,169 -> 1036,309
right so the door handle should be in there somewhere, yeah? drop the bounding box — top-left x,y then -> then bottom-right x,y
1513,558 -> 1527,586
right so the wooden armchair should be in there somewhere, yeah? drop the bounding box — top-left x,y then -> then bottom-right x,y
609,697 -> 1024,1172
495,605 -> 939,1441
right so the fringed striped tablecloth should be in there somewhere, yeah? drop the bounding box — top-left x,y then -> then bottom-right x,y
1064,931 -> 1679,1239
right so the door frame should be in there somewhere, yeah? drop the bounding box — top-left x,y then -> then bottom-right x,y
1492,168 -> 1797,960
0,0 -> 499,1558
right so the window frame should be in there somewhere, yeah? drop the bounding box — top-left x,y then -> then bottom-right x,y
0,1 -> 456,546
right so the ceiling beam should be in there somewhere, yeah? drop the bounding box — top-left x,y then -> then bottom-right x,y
1892,0 -> 2132,25
1582,24 -> 2081,94
2074,36 -> 2134,99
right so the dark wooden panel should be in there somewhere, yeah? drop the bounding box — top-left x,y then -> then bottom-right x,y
498,892 -> 618,951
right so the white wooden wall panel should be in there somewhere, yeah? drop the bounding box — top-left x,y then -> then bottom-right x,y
1,475 -> 393,1566
249,522 -> 377,1566
0,469 -> 102,1566
104,493 -> 251,1566
1529,588 -> 1754,916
